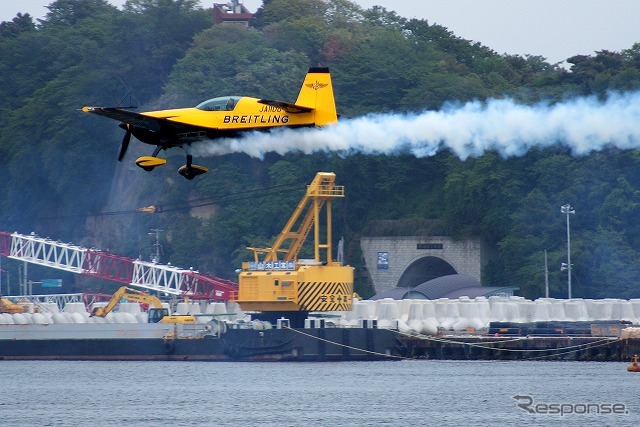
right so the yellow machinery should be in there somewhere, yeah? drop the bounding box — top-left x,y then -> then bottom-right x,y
237,172 -> 353,316
0,298 -> 25,314
90,286 -> 196,324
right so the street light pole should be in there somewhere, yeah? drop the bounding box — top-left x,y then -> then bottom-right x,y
560,204 -> 575,299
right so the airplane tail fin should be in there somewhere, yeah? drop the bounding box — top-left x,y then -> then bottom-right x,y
295,67 -> 337,126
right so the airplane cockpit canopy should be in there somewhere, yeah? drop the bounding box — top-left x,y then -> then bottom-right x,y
196,96 -> 241,111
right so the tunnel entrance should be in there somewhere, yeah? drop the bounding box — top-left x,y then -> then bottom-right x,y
397,256 -> 457,289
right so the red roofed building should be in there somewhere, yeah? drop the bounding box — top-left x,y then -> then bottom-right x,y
213,1 -> 253,27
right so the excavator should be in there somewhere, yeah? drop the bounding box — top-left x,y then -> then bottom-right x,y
90,286 -> 196,324
0,298 -> 25,314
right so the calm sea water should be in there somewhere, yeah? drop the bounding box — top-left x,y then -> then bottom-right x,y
0,360 -> 637,426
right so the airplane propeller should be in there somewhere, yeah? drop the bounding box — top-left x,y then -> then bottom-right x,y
117,123 -> 131,161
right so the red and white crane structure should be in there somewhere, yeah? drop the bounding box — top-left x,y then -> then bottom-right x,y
0,231 -> 237,300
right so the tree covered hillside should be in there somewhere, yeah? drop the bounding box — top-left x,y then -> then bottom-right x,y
2,0 -> 640,299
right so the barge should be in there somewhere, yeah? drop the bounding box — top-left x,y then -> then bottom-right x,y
3,318 -> 640,362
0,320 -> 403,361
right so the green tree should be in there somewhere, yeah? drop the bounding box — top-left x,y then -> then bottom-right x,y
165,25 -> 309,105
0,13 -> 36,37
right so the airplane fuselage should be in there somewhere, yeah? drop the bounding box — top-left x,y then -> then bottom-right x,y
130,96 -> 315,146
149,97 -> 313,126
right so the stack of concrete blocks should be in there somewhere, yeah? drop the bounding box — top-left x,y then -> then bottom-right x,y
335,296 -> 640,335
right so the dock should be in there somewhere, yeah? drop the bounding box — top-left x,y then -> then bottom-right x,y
399,335 -> 640,361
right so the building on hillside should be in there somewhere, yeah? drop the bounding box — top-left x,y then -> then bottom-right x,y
213,1 -> 253,26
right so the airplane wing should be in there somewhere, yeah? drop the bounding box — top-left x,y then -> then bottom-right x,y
257,99 -> 313,114
82,107 -> 166,132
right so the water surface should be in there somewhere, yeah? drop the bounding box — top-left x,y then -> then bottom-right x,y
0,360 -> 636,426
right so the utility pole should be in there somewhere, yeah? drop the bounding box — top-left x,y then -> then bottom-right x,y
544,249 -> 549,298
560,204 -> 575,299
19,262 -> 28,296
149,229 -> 163,264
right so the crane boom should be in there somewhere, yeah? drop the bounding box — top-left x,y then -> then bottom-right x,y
247,172 -> 344,264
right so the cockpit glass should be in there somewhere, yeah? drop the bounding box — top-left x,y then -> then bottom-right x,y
196,96 -> 240,111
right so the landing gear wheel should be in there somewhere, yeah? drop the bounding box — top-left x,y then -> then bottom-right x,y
178,164 -> 208,180
180,169 -> 195,180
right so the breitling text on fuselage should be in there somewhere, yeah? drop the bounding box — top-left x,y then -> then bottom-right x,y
223,114 -> 290,124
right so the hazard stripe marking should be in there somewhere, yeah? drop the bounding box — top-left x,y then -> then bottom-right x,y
298,282 -> 353,311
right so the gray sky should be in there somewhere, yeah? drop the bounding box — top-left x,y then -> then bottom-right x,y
2,0 -> 640,64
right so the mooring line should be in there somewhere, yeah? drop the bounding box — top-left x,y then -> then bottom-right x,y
411,333 -> 615,353
283,326 -> 409,359
283,325 -> 621,362
515,338 -> 622,361
389,328 -> 621,361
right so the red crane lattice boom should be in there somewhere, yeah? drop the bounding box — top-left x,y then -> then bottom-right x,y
0,231 -> 237,300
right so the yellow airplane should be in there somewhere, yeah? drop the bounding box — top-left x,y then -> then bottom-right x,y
82,67 -> 337,179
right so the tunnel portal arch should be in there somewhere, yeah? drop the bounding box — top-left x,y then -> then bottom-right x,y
397,256 -> 457,289
359,236 -> 483,295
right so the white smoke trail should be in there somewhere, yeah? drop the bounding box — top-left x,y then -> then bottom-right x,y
191,92 -> 640,160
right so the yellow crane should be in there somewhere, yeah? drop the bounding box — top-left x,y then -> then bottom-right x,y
236,172 -> 353,322
90,286 -> 195,323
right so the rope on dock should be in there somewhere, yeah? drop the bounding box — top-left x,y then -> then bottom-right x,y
513,338 -> 621,361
